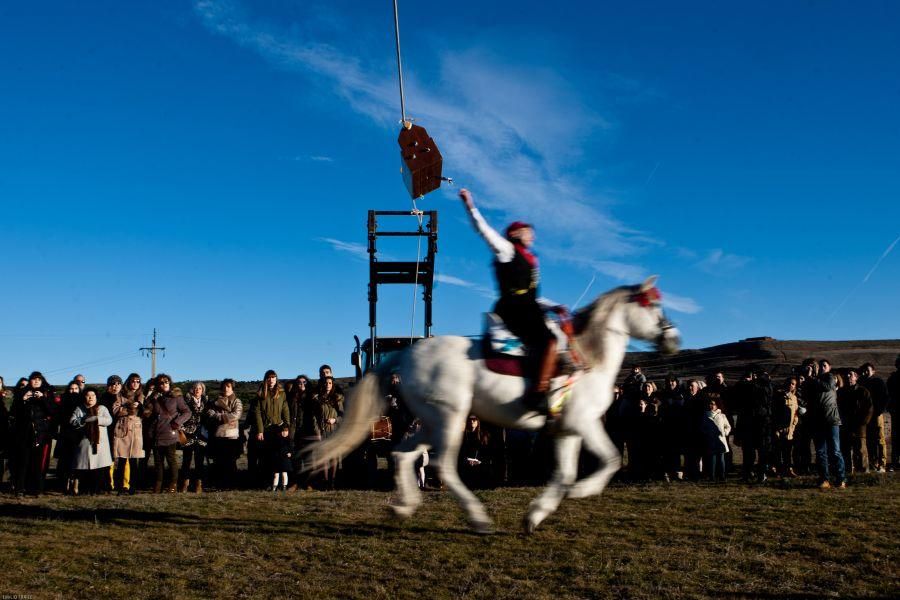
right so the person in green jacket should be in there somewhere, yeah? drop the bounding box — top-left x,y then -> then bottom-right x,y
252,369 -> 290,487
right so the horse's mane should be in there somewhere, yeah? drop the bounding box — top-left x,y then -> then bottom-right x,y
571,284 -> 636,364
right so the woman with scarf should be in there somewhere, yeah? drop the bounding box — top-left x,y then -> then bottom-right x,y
179,381 -> 210,492
460,189 -> 563,414
70,388 -> 113,495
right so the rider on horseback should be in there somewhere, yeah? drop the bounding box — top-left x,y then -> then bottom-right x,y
459,188 -> 562,414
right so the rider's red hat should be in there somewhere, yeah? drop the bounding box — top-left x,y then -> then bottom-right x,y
505,221 -> 532,238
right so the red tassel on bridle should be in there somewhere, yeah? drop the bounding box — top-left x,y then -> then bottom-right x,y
631,287 -> 662,307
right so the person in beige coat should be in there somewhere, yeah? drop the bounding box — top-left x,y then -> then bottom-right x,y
774,376 -> 800,477
112,391 -> 144,494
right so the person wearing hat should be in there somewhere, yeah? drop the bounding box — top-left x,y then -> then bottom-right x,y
459,189 -> 563,414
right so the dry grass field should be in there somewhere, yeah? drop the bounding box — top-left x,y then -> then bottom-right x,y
0,475 -> 897,600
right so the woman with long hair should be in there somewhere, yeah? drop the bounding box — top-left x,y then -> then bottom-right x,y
251,370 -> 290,488
314,375 -> 344,488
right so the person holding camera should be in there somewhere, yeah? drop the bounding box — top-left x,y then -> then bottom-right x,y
10,371 -> 57,496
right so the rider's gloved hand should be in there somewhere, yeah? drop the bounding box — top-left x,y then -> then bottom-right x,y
459,189 -> 474,209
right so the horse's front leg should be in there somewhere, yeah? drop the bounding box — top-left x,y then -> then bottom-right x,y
524,434 -> 581,534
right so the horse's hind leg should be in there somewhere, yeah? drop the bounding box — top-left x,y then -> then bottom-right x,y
390,429 -> 428,519
524,434 -> 581,534
567,421 -> 621,499
433,415 -> 494,534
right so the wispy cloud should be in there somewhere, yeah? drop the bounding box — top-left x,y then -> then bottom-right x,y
283,154 -> 334,163
318,238 -> 494,298
662,292 -> 702,315
434,274 -> 494,298
696,249 -> 751,274
192,0 -> 647,259
318,237 -> 369,261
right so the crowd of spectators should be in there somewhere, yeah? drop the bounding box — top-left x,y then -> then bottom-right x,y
606,357 -> 899,488
0,355 -> 897,496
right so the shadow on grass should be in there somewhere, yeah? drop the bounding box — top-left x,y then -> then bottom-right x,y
0,501 -> 484,538
717,593 -> 895,600
0,502 -> 193,525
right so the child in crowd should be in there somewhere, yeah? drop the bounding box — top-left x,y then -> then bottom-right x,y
70,388 -> 114,495
272,424 -> 292,492
701,398 -> 731,483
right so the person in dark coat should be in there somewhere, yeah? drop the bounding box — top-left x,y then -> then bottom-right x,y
145,374 -> 191,493
859,363 -> 889,472
658,374 -> 688,480
795,359 -> 824,474
459,415 -> 498,489
0,376 -> 8,487
55,381 -> 83,493
682,380 -> 706,481
287,375 -> 310,442
732,370 -> 773,483
837,369 -> 873,473
887,355 -> 900,469
10,371 -> 57,496
272,425 -> 293,491
99,375 -> 123,491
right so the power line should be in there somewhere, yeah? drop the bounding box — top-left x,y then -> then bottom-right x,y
44,351 -> 141,376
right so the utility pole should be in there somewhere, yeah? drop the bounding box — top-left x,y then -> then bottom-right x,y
139,328 -> 166,378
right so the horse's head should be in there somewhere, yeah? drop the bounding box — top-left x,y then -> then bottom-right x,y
621,276 -> 680,355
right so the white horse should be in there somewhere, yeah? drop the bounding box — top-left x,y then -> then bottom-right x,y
305,276 -> 680,534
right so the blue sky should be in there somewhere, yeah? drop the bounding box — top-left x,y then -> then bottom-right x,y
1,1 -> 898,382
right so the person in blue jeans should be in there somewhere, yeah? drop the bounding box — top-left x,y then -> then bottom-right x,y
809,373 -> 846,489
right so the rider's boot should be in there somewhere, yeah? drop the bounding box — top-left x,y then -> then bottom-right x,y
524,338 -> 558,415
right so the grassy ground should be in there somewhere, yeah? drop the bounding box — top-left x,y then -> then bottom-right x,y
0,475 -> 898,600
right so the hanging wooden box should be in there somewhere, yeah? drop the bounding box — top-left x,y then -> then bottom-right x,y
398,124 -> 443,198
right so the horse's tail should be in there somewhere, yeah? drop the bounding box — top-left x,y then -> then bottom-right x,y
301,372 -> 386,473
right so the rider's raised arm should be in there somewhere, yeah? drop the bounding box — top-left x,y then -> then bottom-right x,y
459,189 -> 515,263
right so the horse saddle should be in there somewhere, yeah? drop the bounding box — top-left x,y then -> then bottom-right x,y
483,312 -> 576,378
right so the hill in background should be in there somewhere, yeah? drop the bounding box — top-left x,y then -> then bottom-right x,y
619,337 -> 900,384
